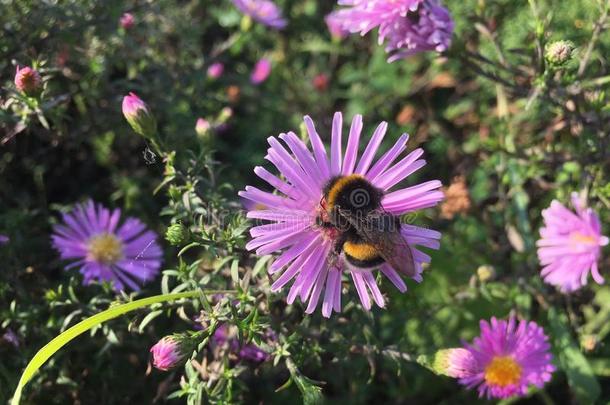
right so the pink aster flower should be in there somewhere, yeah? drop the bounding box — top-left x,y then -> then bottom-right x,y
120,12 -> 135,29
14,65 -> 42,95
207,62 -> 224,79
150,336 -> 186,371
51,200 -> 162,291
232,0 -> 287,29
336,0 -> 454,61
325,11 -> 349,39
537,193 -> 608,292
239,112 -> 443,317
456,317 -> 555,399
250,58 -> 272,84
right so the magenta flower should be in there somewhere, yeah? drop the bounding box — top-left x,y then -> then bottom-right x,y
456,317 -> 555,399
239,112 -> 443,317
51,200 -> 162,291
336,0 -> 454,61
232,0 -> 287,29
120,12 -> 135,29
150,336 -> 185,371
211,324 -> 270,362
537,193 -> 608,292
14,66 -> 42,95
207,62 -> 224,79
250,58 -> 272,84
325,11 -> 349,39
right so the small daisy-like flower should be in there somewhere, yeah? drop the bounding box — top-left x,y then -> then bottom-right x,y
239,112 -> 443,317
456,317 -> 555,399
537,193 -> 608,292
232,0 -> 287,29
51,200 -> 162,291
336,0 -> 454,61
14,65 -> 42,95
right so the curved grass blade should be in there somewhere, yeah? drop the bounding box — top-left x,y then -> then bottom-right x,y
11,290 -> 200,405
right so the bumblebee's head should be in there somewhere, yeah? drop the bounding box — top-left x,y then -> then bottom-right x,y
323,174 -> 383,214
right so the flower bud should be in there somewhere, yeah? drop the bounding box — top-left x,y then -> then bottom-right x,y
14,66 -> 42,95
165,223 -> 189,246
545,40 -> 575,65
122,92 -> 157,140
250,58 -> 272,85
195,118 -> 211,137
432,348 -> 476,378
207,62 -> 224,79
476,265 -> 496,282
312,73 -> 329,92
150,335 -> 187,371
120,13 -> 135,29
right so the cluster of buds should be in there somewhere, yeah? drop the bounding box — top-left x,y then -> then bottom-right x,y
14,66 -> 42,96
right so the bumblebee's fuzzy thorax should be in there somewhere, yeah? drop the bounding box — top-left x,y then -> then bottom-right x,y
323,174 -> 383,213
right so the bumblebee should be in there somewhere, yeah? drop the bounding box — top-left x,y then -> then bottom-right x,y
317,174 -> 415,276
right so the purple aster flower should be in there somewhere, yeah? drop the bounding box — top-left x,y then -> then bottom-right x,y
537,193 -> 608,292
336,0 -> 454,62
0,234 -> 8,244
51,200 -> 162,291
211,324 -> 270,362
232,0 -> 287,29
250,58 -> 272,84
456,317 -> 555,399
239,112 -> 443,317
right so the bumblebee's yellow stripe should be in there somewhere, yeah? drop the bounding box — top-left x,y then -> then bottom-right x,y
343,240 -> 379,261
327,174 -> 365,209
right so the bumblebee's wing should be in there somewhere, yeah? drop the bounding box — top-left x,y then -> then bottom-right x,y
340,209 -> 417,278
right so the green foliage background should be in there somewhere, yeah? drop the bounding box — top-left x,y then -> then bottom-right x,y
1,0 -> 609,403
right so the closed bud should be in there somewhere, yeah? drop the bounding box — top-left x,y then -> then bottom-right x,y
15,66 -> 42,96
195,118 -> 211,137
477,265 -> 496,282
150,333 -> 198,371
207,62 -> 224,79
122,92 -> 157,140
432,348 -> 476,378
165,223 -> 189,246
545,40 -> 575,66
120,13 -> 135,29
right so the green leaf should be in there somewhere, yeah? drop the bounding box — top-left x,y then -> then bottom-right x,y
548,308 -> 600,404
11,291 -> 200,405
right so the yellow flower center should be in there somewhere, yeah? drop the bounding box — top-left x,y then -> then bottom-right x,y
570,232 -> 597,245
484,356 -> 522,387
87,233 -> 123,264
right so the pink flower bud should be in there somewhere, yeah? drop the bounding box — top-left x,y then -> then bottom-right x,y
150,336 -> 185,371
312,73 -> 329,92
120,13 -> 135,29
207,62 -> 224,79
14,66 -> 42,95
433,348 -> 477,378
250,58 -> 272,85
122,92 -> 157,139
195,118 -> 211,136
